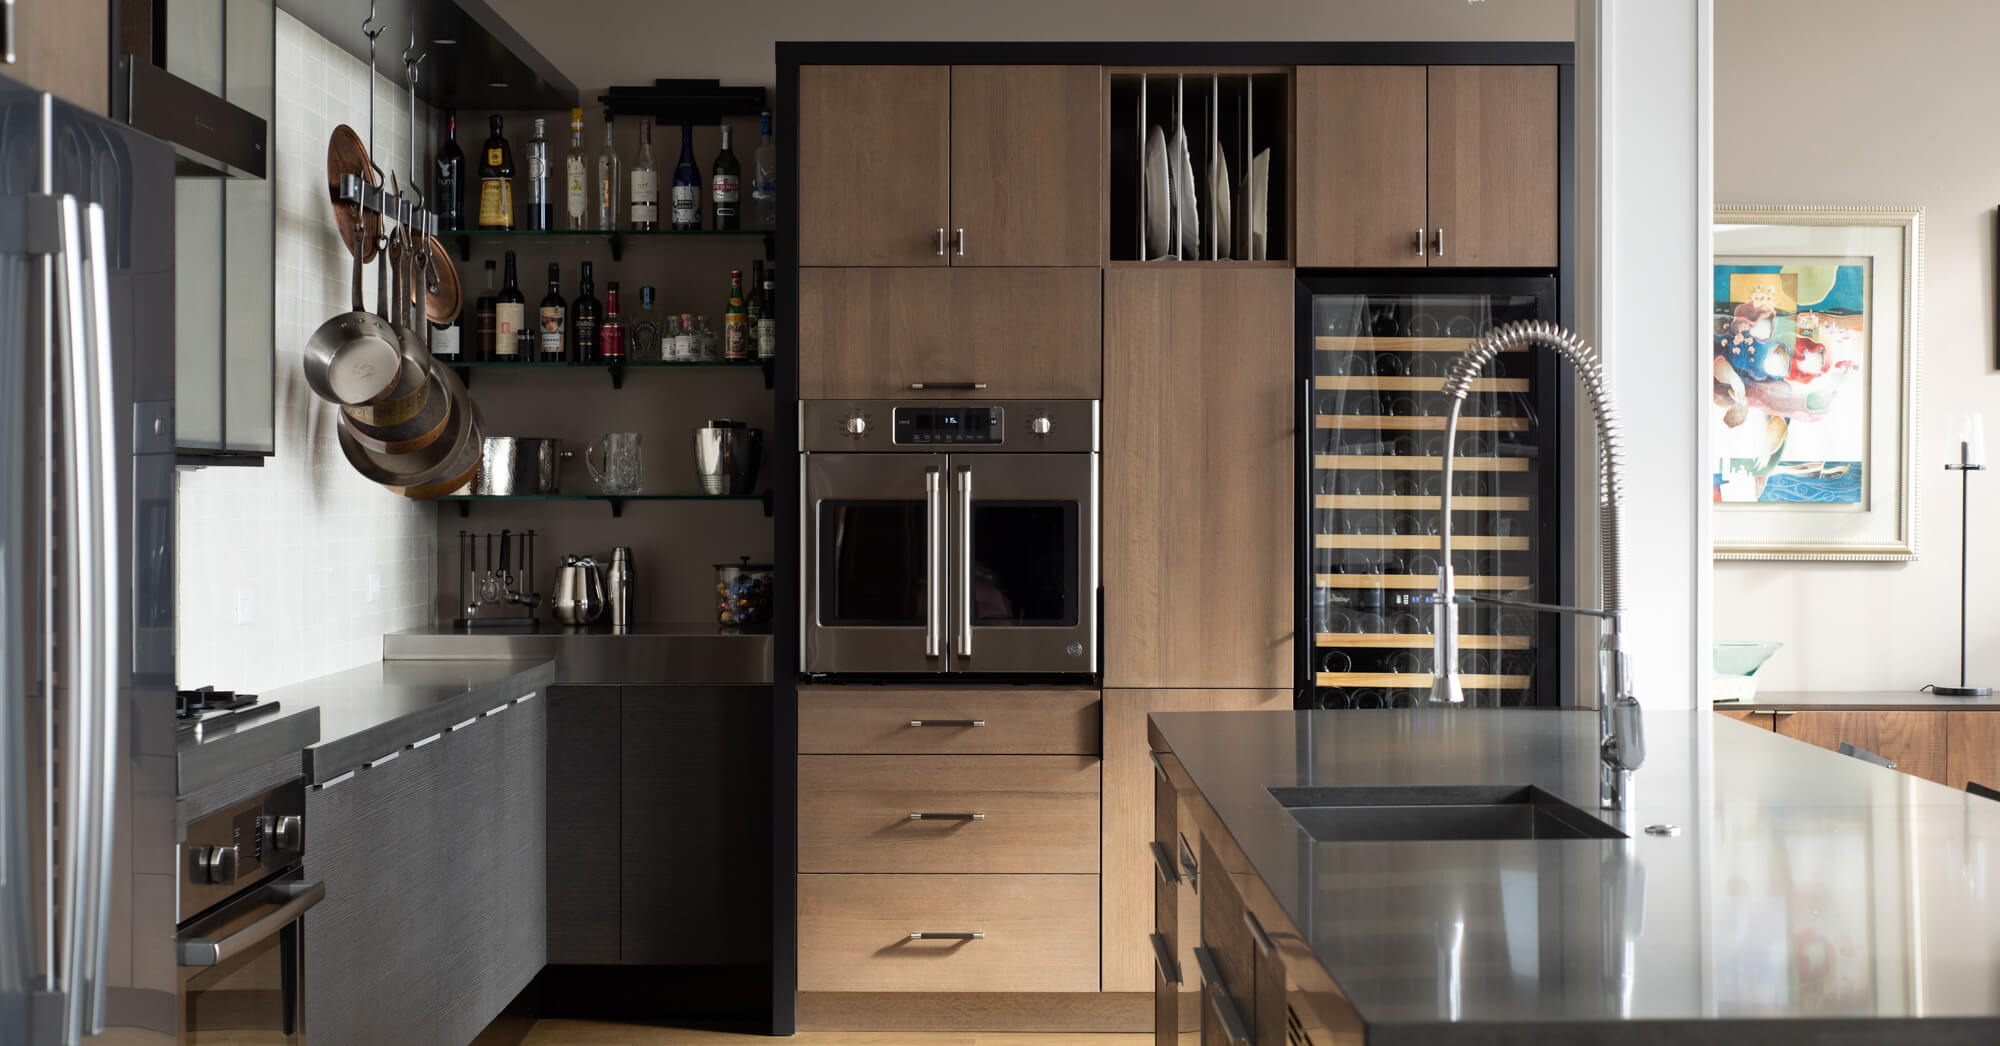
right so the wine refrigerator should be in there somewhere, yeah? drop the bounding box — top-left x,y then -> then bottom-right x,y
1296,274 -> 1575,710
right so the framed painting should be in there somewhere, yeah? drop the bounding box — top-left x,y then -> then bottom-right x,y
1711,206 -> 1921,560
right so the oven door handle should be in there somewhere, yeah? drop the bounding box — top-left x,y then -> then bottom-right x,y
177,880 -> 326,967
925,466 -> 944,658
954,466 -> 973,660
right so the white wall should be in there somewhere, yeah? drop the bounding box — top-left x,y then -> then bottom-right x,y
1713,0 -> 1997,693
175,12 -> 436,692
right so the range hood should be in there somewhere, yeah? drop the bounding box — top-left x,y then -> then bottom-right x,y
116,56 -> 267,179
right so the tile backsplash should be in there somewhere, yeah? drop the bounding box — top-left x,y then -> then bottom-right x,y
175,12 -> 436,692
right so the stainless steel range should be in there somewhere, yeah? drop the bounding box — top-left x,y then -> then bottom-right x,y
801,399 -> 1100,678
175,778 -> 322,1044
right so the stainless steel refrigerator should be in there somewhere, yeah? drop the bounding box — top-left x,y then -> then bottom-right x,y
0,73 -> 178,1045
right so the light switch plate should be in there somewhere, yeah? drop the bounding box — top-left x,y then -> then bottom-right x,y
234,587 -> 255,625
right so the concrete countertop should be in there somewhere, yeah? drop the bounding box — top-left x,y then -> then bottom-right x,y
1723,689 -> 2000,711
1151,706 -> 2000,1043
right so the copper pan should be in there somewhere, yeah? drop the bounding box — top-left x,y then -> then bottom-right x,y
326,125 -> 381,263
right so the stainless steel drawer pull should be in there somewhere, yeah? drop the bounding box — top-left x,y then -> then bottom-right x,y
907,382 -> 987,391
1415,227 -> 1426,256
1206,986 -> 1251,1045
1243,909 -> 1274,957
937,227 -> 947,256
483,704 -> 509,717
1179,838 -> 1198,888
908,719 -> 985,728
1435,227 -> 1446,258
908,931 -> 983,940
449,717 -> 479,732
408,733 -> 443,749
1151,750 -> 1167,780
362,751 -> 399,770
909,812 -> 985,821
1150,931 -> 1180,986
1150,841 -> 1180,885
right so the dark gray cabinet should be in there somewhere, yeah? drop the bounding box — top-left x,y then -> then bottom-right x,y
305,691 -> 546,1046
544,684 -> 772,967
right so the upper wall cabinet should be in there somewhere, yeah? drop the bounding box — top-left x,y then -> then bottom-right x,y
1297,65 -> 1557,269
798,65 -> 1102,267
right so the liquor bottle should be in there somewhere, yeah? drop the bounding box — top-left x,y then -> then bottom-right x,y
494,251 -> 526,359
751,109 -> 777,230
723,269 -> 749,360
478,115 -> 515,230
538,262 -> 567,361
595,111 -> 620,231
671,124 -> 701,230
674,312 -> 696,360
630,286 -> 663,362
756,269 -> 776,360
474,259 -> 498,359
695,314 -> 718,360
599,282 -> 626,361
524,117 -> 552,230
629,118 -> 659,231
570,261 -> 603,362
435,109 -> 465,230
564,107 -> 589,230
431,317 -> 461,361
745,258 -> 765,334
661,314 -> 681,360
711,123 -> 741,230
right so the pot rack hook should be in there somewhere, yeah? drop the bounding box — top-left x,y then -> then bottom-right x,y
404,39 -> 427,210
362,5 -> 387,185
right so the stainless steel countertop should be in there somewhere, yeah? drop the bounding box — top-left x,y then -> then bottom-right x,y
176,704 -> 321,796
382,622 -> 771,684
1151,707 -> 2000,1042
1726,689 -> 2000,711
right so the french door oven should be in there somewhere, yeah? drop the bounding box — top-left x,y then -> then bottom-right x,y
802,400 -> 1100,678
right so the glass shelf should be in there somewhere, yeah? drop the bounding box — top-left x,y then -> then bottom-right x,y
440,492 -> 772,518
444,226 -> 773,261
447,357 -> 772,389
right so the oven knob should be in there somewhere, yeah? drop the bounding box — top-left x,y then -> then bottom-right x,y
1029,415 -> 1053,437
195,845 -> 240,886
269,815 -> 303,855
844,415 -> 868,437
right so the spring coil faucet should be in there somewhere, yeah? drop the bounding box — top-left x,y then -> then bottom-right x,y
1428,320 -> 1645,810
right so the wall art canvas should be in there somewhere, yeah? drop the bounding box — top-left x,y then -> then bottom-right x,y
1711,207 -> 1919,560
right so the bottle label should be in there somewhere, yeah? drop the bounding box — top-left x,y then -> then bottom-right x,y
629,319 -> 658,361
757,317 -> 776,360
672,185 -> 698,225
494,303 -> 525,357
539,306 -> 565,354
673,332 -> 695,360
725,313 -> 749,360
599,324 -> 625,359
527,151 -> 546,182
486,147 -> 503,167
477,306 -> 496,357
630,170 -> 658,224
574,317 -> 599,354
566,157 -> 588,218
712,173 -> 740,205
433,321 -> 461,360
598,161 -> 616,217
478,178 -> 513,228
752,176 -> 776,202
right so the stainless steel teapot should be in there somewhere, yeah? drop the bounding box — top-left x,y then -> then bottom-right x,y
552,555 -> 606,626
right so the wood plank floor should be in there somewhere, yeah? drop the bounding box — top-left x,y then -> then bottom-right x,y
522,1021 -> 1151,1045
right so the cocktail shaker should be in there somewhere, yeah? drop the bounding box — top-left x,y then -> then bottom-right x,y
607,546 -> 633,631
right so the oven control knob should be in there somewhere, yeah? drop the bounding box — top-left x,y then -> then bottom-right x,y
844,415 -> 868,437
269,815 -> 303,855
195,845 -> 240,886
1029,415 -> 1053,437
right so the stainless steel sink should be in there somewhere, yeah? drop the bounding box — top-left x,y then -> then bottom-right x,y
1269,785 -> 1627,843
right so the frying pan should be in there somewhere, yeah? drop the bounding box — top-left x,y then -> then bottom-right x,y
326,124 -> 381,263
341,364 -> 452,453
336,361 -> 483,497
302,206 -> 401,406
344,192 -> 431,427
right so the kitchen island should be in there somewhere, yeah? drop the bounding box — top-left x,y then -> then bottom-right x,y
1149,707 -> 2000,1045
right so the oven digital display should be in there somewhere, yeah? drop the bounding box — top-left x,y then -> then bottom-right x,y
893,406 -> 1003,444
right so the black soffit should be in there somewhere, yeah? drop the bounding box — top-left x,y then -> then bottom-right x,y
277,0 -> 578,112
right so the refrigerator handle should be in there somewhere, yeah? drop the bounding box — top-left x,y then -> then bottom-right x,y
51,193 -> 98,1046
80,203 -> 123,1035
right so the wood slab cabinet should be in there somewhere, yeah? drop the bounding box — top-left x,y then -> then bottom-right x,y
1103,268 -> 1292,689
1296,65 -> 1557,269
1947,711 -> 2000,791
799,64 -> 1102,267
1774,709 -> 1949,784
798,266 -> 1101,399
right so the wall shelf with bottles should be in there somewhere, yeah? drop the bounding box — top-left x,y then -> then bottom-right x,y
449,358 -> 773,390
1107,69 -> 1288,263
442,492 -> 772,519
445,227 -> 774,262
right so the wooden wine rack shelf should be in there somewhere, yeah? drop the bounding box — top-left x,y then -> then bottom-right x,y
1315,574 -> 1529,591
1315,415 -> 1530,433
1317,633 -> 1532,650
1316,533 -> 1531,552
1316,454 -> 1529,473
1315,336 -> 1526,353
1315,672 -> 1530,690
1315,494 -> 1530,512
1315,376 -> 1530,393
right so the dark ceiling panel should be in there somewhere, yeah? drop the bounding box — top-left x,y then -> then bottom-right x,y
277,0 -> 577,112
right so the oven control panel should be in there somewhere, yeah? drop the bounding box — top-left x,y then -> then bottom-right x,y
894,406 -> 1003,445
179,777 -> 305,923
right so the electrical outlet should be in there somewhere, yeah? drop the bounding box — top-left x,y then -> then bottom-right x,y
234,587 -> 255,625
366,571 -> 382,603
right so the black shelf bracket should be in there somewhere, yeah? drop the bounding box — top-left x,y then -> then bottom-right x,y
760,359 -> 775,390
456,500 -> 471,518
452,364 -> 472,388
454,234 -> 469,262
608,497 -> 627,518
761,492 -> 774,518
609,362 -> 626,389
608,233 -> 625,262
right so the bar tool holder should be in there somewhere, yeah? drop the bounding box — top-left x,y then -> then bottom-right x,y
455,528 -> 541,631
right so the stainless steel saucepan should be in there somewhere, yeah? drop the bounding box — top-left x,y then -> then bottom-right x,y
302,205 -> 402,405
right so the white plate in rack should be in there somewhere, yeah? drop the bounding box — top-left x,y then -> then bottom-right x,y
1245,147 -> 1270,261
1208,141 -> 1231,260
1144,125 -> 1169,260
1171,126 -> 1198,259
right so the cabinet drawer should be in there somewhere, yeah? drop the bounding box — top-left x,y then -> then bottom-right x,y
798,686 -> 1100,754
800,756 -> 1099,873
798,873 -> 1098,992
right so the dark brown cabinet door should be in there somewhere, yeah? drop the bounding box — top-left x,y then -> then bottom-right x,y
949,65 -> 1104,266
546,685 -> 621,964
798,267 -> 954,398
798,65 -> 951,266
1104,269 -> 1293,688
1295,66 -> 1428,268
1776,710 -> 1949,784
1947,712 -> 2000,791
1426,65 -> 1559,269
950,267 -> 1102,397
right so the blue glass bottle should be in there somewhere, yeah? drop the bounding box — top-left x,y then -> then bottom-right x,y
671,124 -> 702,231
